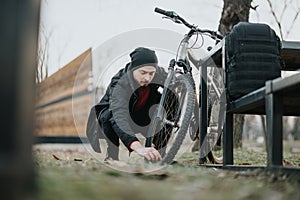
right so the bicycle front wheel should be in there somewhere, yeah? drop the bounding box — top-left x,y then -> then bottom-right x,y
149,74 -> 196,165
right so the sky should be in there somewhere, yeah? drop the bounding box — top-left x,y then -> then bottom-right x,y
39,0 -> 300,76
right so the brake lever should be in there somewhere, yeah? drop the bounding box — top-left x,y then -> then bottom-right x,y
162,16 -> 182,24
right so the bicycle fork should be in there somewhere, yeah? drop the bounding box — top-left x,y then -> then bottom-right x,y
145,60 -> 176,148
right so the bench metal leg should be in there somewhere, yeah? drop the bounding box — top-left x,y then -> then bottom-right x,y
266,93 -> 283,167
199,63 -> 207,164
223,112 -> 233,165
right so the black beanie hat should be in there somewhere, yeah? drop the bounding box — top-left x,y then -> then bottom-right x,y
129,47 -> 158,71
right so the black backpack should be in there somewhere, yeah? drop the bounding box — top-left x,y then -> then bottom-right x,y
225,22 -> 282,100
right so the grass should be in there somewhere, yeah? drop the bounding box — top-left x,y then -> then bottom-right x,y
32,142 -> 300,200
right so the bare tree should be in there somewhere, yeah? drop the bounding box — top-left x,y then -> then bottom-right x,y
265,0 -> 300,141
266,0 -> 300,40
37,23 -> 52,83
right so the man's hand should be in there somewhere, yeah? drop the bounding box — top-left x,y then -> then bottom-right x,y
130,141 -> 162,162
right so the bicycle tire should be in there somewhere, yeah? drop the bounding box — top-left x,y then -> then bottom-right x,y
206,68 -> 225,164
148,73 -> 196,165
206,95 -> 223,164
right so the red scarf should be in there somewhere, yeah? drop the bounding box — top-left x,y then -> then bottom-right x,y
134,86 -> 150,111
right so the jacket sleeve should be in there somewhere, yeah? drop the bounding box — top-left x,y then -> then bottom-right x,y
108,76 -> 139,151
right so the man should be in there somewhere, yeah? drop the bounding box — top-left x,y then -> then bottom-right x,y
87,47 -> 168,162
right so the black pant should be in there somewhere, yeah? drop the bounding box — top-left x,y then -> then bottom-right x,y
99,109 -> 120,160
99,109 -> 171,159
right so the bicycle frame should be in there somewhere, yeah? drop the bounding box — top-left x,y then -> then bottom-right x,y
152,7 -> 225,164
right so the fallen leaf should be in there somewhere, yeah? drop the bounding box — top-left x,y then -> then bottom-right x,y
239,162 -> 252,165
283,160 -> 293,166
52,154 -> 61,160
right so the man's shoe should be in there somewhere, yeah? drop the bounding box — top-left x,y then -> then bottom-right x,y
104,156 -> 118,163
106,145 -> 119,160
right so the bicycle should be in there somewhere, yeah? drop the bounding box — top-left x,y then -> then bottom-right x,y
146,7 -> 225,165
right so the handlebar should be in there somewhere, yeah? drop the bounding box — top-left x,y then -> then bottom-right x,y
154,7 -> 176,18
154,7 -> 223,40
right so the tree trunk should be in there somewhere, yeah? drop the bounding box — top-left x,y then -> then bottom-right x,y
232,114 -> 244,148
260,115 -> 267,147
218,0 -> 252,34
290,117 -> 300,140
219,0 -> 252,148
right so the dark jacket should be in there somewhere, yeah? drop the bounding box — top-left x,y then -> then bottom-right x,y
95,63 -> 167,150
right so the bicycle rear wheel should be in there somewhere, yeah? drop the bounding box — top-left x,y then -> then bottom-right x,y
206,67 -> 225,164
148,74 -> 196,165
